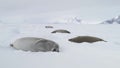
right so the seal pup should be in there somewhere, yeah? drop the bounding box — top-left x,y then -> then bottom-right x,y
11,37 -> 59,52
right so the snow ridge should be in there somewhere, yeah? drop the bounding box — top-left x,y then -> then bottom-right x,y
101,15 -> 120,24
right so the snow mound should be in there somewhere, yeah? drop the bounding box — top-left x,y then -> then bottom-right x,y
101,15 -> 120,24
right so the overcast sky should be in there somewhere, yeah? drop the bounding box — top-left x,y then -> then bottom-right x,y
0,0 -> 120,23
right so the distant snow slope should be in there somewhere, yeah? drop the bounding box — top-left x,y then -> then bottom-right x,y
0,24 -> 120,68
0,16 -> 82,24
101,15 -> 120,24
53,17 -> 82,24
0,9 -> 83,24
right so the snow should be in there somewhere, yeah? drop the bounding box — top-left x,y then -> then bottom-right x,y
101,15 -> 120,24
0,24 -> 120,68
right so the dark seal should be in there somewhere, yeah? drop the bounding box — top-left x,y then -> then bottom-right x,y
52,29 -> 70,34
69,36 -> 106,43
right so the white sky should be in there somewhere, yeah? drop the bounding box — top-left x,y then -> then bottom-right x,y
0,0 -> 120,23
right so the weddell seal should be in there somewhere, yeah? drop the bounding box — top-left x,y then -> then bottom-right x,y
10,37 -> 59,52
68,36 -> 106,43
51,29 -> 70,34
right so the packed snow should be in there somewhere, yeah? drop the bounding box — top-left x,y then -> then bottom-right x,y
0,24 -> 120,68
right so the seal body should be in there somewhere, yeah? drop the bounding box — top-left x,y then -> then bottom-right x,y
11,37 -> 59,52
69,36 -> 105,43
52,29 -> 70,34
45,26 -> 53,28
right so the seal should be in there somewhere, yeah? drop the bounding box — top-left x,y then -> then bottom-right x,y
69,36 -> 106,43
52,29 -> 70,34
45,26 -> 53,28
11,37 -> 59,52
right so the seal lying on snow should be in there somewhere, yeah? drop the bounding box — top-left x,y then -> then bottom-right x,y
52,29 -> 70,34
11,37 -> 59,52
69,36 -> 105,43
45,26 -> 53,28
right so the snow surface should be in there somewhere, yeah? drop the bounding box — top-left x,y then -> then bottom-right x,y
0,24 -> 120,68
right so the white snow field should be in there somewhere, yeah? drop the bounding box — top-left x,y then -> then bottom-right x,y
0,24 -> 120,68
